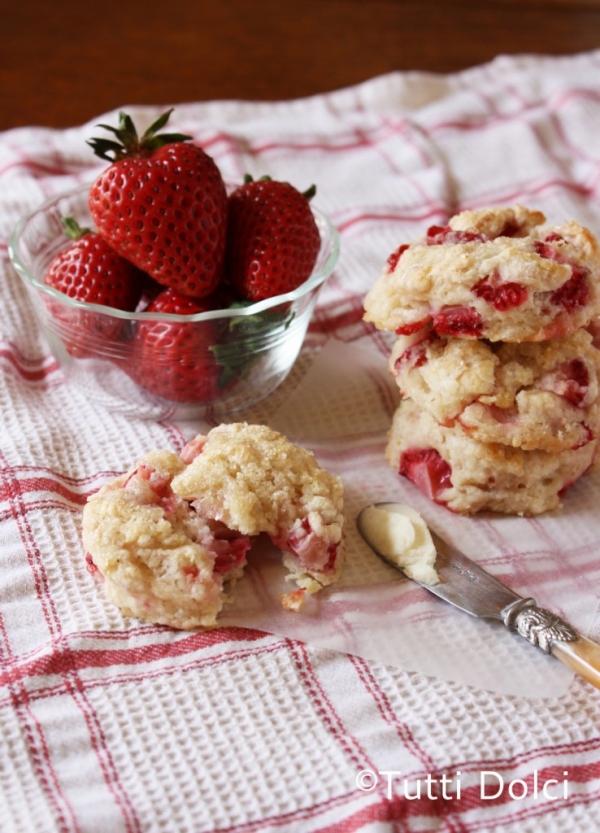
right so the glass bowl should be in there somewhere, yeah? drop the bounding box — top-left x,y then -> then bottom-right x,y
9,184 -> 340,420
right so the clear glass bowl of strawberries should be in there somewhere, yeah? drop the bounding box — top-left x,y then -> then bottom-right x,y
9,111 -> 339,419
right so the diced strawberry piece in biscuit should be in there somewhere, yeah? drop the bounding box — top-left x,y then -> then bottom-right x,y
426,225 -> 487,245
211,534 -> 252,576
399,447 -> 453,503
472,274 -> 528,311
550,267 -> 590,313
394,318 -> 431,336
432,306 -> 483,338
387,244 -> 409,271
538,358 -> 591,407
281,518 -> 340,573
180,435 -> 208,464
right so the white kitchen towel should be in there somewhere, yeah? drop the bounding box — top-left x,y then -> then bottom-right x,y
2,50 -> 600,833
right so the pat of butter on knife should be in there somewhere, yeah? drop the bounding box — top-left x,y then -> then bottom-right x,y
360,504 -> 439,585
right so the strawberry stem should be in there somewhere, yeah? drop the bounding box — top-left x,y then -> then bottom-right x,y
87,108 -> 193,162
62,216 -> 91,239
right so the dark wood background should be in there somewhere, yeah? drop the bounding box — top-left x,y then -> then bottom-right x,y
3,0 -> 600,130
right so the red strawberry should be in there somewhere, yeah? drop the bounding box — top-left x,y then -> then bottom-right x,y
87,109 -> 227,299
225,175 -> 321,302
43,217 -> 145,356
131,287 -> 226,403
534,238 -> 591,312
44,217 -> 144,309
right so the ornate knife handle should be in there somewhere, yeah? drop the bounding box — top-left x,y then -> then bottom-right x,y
503,598 -> 600,691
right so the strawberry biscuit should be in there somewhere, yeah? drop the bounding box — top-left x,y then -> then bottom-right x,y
386,398 -> 599,516
364,205 -> 600,342
82,423 -> 344,629
390,327 -> 600,452
171,423 -> 345,594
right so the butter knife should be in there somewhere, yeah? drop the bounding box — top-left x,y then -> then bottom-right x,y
357,502 -> 600,690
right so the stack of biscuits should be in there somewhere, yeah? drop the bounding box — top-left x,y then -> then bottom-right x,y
363,205 -> 600,515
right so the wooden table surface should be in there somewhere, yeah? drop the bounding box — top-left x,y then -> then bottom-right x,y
3,0 -> 600,130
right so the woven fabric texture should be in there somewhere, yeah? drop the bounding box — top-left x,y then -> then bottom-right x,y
1,50 -> 600,832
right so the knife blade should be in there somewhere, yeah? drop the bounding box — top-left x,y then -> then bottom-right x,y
357,502 -> 600,690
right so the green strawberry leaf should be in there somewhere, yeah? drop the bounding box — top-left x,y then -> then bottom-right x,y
87,108 -> 192,161
62,216 -> 92,240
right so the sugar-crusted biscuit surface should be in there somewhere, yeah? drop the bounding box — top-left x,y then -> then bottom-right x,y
364,205 -> 600,342
390,328 -> 600,451
82,424 -> 345,629
172,423 -> 345,590
386,399 -> 599,516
